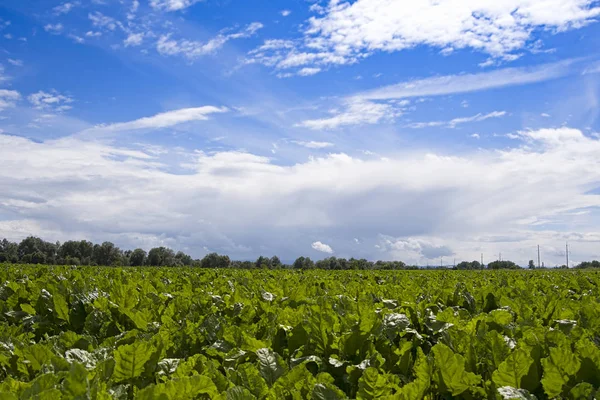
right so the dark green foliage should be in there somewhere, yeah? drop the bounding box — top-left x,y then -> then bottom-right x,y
487,260 -> 520,269
1,265 -> 599,399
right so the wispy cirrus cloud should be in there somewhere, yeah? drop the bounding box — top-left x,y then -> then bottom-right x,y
357,59 -> 578,101
298,99 -> 402,130
291,140 -> 334,149
83,106 -> 228,133
156,23 -> 263,60
406,111 -> 507,129
297,59 -> 584,129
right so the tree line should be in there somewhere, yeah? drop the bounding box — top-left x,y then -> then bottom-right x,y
1,236 -> 598,270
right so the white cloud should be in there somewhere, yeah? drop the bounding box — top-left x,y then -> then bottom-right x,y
1,127 -> 600,263
298,99 -> 401,130
53,2 -> 78,15
7,59 -> 23,67
582,61 -> 600,75
380,237 -> 453,260
296,60 -> 579,129
156,23 -> 263,59
406,111 -> 507,129
0,65 -> 8,83
0,89 -> 21,111
44,24 -> 64,34
28,90 -> 74,112
86,31 -> 102,37
541,113 -> 551,117
281,10 -> 292,17
69,34 -> 85,44
150,0 -> 204,11
312,241 -> 334,254
124,33 -> 144,47
471,133 -> 481,139
292,140 -> 334,149
297,67 -> 321,76
89,12 -> 119,31
358,59 -> 577,101
85,106 -> 228,132
250,0 -> 600,73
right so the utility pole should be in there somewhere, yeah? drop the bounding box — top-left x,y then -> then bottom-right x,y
441,257 -> 443,268
566,242 -> 569,268
537,245 -> 541,269
481,253 -> 483,267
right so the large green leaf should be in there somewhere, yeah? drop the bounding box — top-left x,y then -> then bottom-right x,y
237,363 -> 269,399
357,367 -> 391,399
136,375 -> 218,400
541,345 -> 581,398
53,292 -> 70,323
62,362 -> 89,398
396,347 -> 431,400
256,348 -> 287,386
112,340 -> 154,382
226,386 -> 257,400
492,348 -> 533,388
432,344 -> 481,396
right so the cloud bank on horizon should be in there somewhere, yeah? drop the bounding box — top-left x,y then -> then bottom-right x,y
0,0 -> 599,266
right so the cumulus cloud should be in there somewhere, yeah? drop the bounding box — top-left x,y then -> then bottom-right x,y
44,24 -> 64,34
84,106 -> 228,133
312,241 -> 334,254
150,0 -> 204,11
298,99 -> 401,130
88,12 -> 119,31
124,32 -> 144,47
28,90 -> 74,112
0,89 -> 21,111
1,127 -> 600,263
281,10 -> 292,17
249,0 -> 600,74
53,2 -> 79,15
380,237 -> 454,260
156,23 -> 263,59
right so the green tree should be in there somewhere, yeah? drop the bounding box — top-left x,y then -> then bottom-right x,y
528,260 -> 536,269
0,239 -> 18,263
175,251 -> 192,266
270,255 -> 282,269
129,248 -> 147,266
147,247 -> 175,266
488,260 -> 520,269
293,256 -> 315,270
200,252 -> 230,269
93,242 -> 123,266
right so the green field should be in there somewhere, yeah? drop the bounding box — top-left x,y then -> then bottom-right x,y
1,265 -> 599,399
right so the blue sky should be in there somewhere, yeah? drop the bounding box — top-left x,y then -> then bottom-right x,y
1,0 -> 600,265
